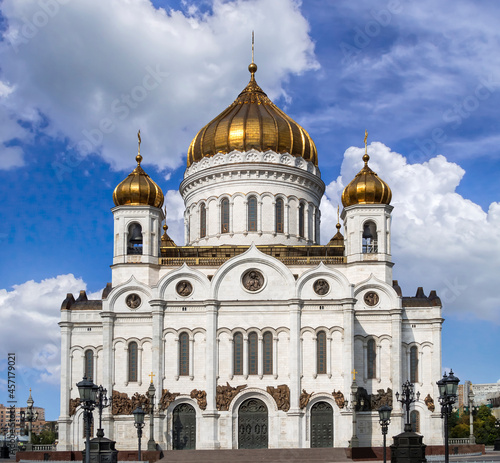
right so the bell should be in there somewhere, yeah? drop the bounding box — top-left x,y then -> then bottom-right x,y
129,224 -> 143,244
362,223 -> 373,240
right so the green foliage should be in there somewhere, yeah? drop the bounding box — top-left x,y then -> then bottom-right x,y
449,404 -> 498,445
31,429 -> 57,445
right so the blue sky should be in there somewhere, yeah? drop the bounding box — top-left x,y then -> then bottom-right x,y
0,0 -> 499,421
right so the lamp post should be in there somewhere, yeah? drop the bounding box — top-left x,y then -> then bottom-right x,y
395,380 -> 420,432
378,405 -> 392,463
25,389 -> 39,451
350,377 -> 359,448
494,419 -> 500,451
468,389 -> 476,444
147,376 -> 156,451
437,369 -> 460,463
133,406 -> 145,461
77,376 -> 98,463
95,386 -> 111,438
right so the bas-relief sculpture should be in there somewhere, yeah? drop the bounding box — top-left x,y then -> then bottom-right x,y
216,383 -> 247,411
267,384 -> 290,412
190,389 -> 207,411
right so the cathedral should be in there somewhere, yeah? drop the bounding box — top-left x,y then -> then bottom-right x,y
57,60 -> 444,451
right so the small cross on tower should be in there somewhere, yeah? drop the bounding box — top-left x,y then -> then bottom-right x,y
148,372 -> 155,384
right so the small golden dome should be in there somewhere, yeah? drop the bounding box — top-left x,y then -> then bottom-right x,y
187,63 -> 318,167
341,149 -> 391,208
113,154 -> 164,208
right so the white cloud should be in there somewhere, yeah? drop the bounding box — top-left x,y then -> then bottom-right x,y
0,274 -> 88,386
0,0 -> 317,171
323,142 -> 500,322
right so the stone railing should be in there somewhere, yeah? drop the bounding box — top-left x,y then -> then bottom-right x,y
448,437 -> 472,444
32,444 -> 57,451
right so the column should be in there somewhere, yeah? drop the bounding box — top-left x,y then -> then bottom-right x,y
189,337 -> 195,380
304,206 -> 309,242
258,200 -> 263,235
101,312 -> 115,441
418,350 -> 423,385
390,308 -> 402,417
229,200 -> 234,234
312,335 -> 318,378
288,299 -> 303,447
285,203 -> 290,237
327,335 -> 332,378
258,335 -> 263,379
243,336 -> 249,379
149,299 -> 165,446
138,346 -> 143,386
377,344 -> 382,381
57,319 -> 73,450
202,300 -> 220,449
229,337 -> 234,380
175,337 -> 180,380
273,336 -> 278,379
342,299 -> 355,396
363,343 -> 367,382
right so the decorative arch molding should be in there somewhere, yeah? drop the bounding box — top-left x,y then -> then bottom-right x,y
162,327 -> 207,339
353,274 -> 401,308
210,244 -> 296,299
111,336 -> 151,349
106,276 -> 153,309
306,393 -> 337,412
296,262 -> 353,300
156,263 -> 210,300
228,387 -> 278,416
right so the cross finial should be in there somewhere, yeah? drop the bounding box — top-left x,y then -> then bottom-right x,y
363,130 -> 369,165
252,31 -> 254,63
148,372 -> 155,383
352,369 -> 357,381
337,205 -> 340,223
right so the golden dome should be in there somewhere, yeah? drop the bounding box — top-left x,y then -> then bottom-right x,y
341,151 -> 392,208
113,154 -> 164,208
187,63 -> 318,167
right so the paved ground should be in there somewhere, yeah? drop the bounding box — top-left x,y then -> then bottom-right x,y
1,447 -> 499,462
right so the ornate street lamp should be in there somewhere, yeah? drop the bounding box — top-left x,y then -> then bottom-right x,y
437,369 -> 460,463
25,389 -> 39,451
467,389 -> 476,444
133,406 -> 145,461
378,405 -> 392,463
95,386 -> 111,438
77,376 -> 98,463
395,380 -> 420,432
494,419 -> 500,451
147,375 -> 156,451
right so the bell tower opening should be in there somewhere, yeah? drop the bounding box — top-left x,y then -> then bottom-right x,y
362,221 -> 378,254
127,223 -> 143,255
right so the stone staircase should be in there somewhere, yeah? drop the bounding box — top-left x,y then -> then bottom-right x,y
157,448 -> 350,462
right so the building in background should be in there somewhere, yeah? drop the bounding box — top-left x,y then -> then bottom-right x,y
58,60 -> 444,451
0,403 -> 46,436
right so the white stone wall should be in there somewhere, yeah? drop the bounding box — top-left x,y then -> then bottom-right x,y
59,245 -> 443,450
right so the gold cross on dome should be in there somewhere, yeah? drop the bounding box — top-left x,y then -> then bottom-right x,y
352,369 -> 357,381
148,372 -> 155,383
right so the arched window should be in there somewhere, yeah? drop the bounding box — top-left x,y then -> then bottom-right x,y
367,339 -> 376,379
128,342 -> 138,382
263,332 -> 273,375
221,198 -> 229,233
127,223 -> 143,255
233,333 -> 243,375
248,332 -> 258,375
410,410 -> 420,433
317,331 -> 327,374
410,346 -> 418,383
179,333 -> 189,376
200,203 -> 206,238
247,196 -> 257,232
275,198 -> 284,233
362,221 -> 378,253
84,350 -> 93,382
299,203 -> 305,237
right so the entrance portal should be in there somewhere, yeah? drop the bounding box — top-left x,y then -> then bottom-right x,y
238,398 -> 268,449
310,401 -> 333,448
172,403 -> 196,450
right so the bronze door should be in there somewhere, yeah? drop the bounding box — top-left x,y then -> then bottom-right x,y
238,398 -> 268,449
173,403 -> 196,450
310,401 -> 333,448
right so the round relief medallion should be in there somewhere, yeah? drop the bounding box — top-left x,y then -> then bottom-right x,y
176,280 -> 193,297
313,279 -> 330,296
242,270 -> 264,292
126,293 -> 141,309
364,291 -> 379,306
